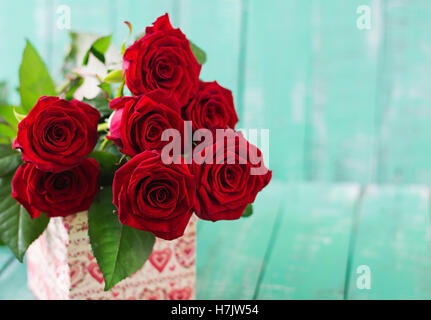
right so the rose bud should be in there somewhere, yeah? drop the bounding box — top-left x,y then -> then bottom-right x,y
113,150 -> 195,240
123,13 -> 201,107
192,130 -> 272,221
13,96 -> 100,172
182,81 -> 238,132
107,90 -> 186,157
12,159 -> 100,218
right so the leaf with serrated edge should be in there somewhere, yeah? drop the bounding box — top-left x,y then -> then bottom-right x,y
88,186 -> 155,291
0,173 -> 49,261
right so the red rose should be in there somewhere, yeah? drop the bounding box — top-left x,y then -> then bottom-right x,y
192,130 -> 272,221
123,13 -> 201,107
113,150 -> 195,240
13,96 -> 100,173
107,90 -> 185,157
182,81 -> 238,131
12,159 -> 100,218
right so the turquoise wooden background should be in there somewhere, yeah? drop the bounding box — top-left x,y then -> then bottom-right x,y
2,0 -> 431,300
2,0 -> 431,184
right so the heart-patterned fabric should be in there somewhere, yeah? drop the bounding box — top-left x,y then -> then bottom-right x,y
27,212 -> 196,300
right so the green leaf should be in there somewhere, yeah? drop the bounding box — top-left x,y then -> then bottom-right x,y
98,82 -> 112,97
97,122 -> 109,132
83,35 -> 112,65
100,138 -> 123,159
88,186 -> 155,291
116,78 -> 126,98
189,40 -> 207,65
103,69 -> 123,84
83,93 -> 111,119
0,106 -> 24,130
242,204 -> 253,218
65,76 -> 84,100
0,173 -> 49,262
88,151 -> 120,186
19,40 -> 56,113
0,144 -> 22,177
0,124 -> 16,139
91,35 -> 112,59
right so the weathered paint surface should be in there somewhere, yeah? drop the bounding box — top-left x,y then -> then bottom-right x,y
1,0 -> 431,300
2,182 -> 431,299
2,0 -> 431,183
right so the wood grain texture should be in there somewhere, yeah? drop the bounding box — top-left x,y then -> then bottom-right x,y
1,0 -> 431,301
1,183 -> 431,299
376,0 -> 431,184
0,258 -> 34,299
0,247 -> 12,272
177,0 -> 243,103
256,183 -> 360,299
2,1 -> 431,183
241,0 -> 312,181
347,184 -> 431,299
307,0 -> 380,183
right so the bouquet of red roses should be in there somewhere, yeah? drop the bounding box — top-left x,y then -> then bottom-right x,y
0,14 -> 271,290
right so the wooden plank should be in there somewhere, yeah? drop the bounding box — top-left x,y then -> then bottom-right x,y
176,0 -> 243,104
241,0 -> 313,181
0,259 -> 34,299
256,183 -> 360,299
347,185 -> 431,299
2,183 -> 431,300
196,180 -> 284,299
376,0 -> 431,183
0,247 -> 12,272
307,0 -> 380,182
